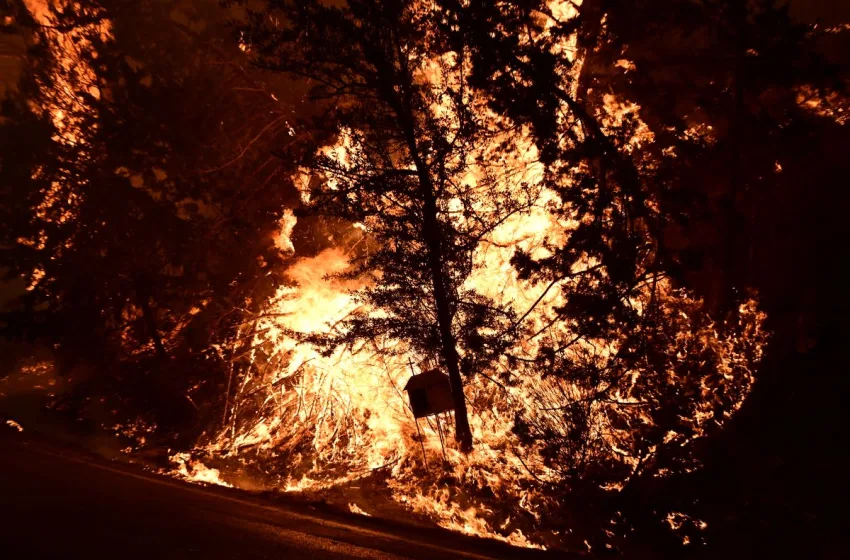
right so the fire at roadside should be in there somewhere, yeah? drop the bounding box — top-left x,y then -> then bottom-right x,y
162,212 -> 765,553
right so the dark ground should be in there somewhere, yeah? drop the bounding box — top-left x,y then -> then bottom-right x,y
0,429 -> 556,560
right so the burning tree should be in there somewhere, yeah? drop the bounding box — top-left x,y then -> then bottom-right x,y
236,0 -> 539,452
1,0 -> 303,437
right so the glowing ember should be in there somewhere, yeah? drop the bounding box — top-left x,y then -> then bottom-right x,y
5,419 -> 24,433
169,452 -> 232,488
347,503 -> 371,517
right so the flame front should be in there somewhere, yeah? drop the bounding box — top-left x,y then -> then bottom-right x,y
180,120 -> 765,549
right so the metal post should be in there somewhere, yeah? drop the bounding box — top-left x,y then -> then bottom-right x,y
414,418 -> 429,470
408,356 -> 429,469
435,413 -> 449,464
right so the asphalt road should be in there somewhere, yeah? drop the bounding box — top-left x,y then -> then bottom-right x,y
0,431 -> 555,559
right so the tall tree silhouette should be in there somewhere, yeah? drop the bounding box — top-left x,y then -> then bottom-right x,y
237,0 -> 536,452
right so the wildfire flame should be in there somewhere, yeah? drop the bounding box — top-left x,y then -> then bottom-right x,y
178,116 -> 765,549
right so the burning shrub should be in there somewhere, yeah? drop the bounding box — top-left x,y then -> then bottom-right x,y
514,290 -> 767,491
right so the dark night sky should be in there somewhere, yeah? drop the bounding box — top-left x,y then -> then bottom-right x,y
790,0 -> 850,24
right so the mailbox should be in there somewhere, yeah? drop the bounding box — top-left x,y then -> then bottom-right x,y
403,368 -> 454,419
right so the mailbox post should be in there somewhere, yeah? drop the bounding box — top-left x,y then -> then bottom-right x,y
404,368 -> 454,418
404,367 -> 455,465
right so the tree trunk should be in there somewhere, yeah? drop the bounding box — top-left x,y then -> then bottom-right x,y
419,186 -> 474,453
574,0 -> 606,104
387,88 -> 474,453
